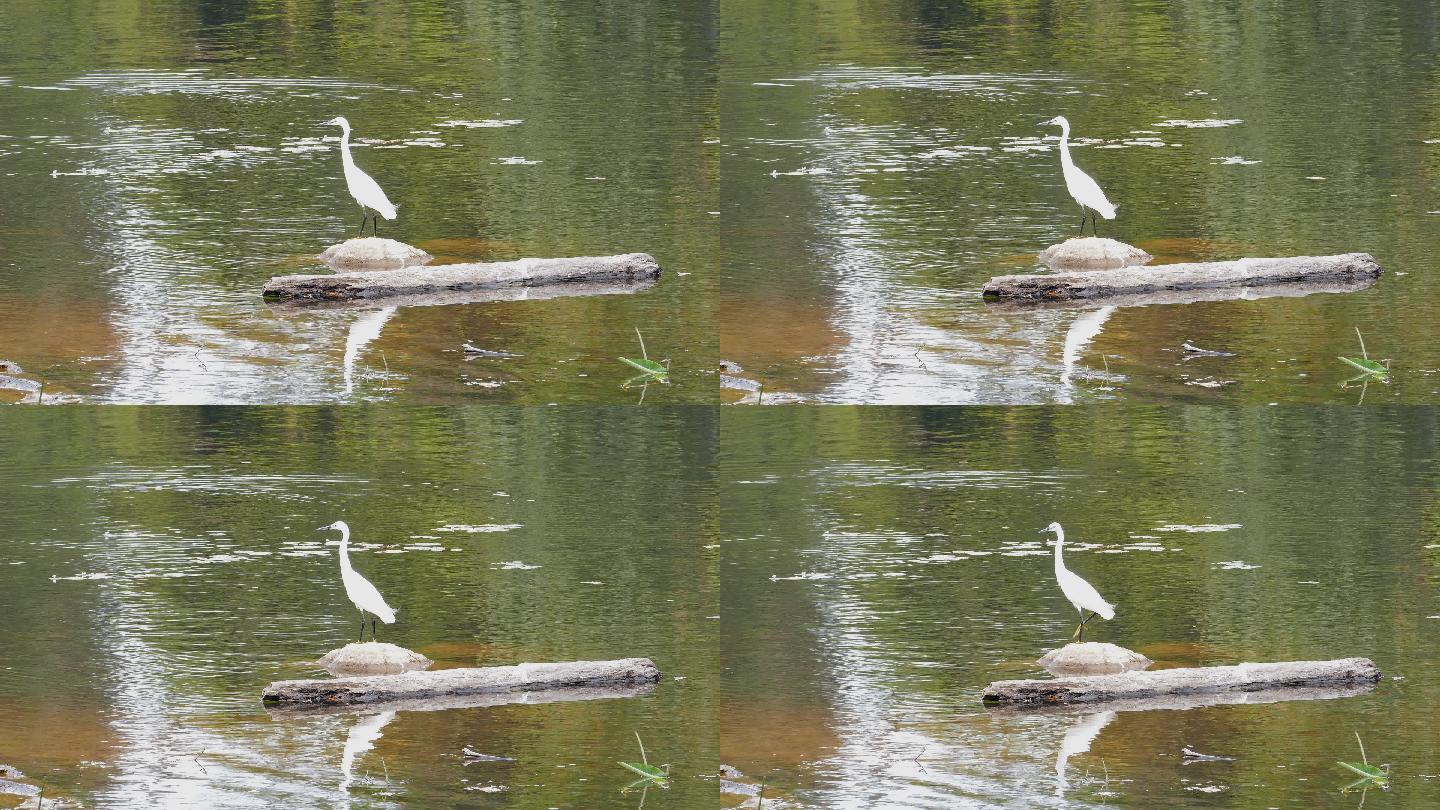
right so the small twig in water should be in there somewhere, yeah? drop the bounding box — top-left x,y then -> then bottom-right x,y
193,749 -> 208,775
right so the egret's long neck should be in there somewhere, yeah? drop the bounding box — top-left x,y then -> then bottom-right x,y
338,527 -> 354,573
1053,528 -> 1066,573
338,124 -> 355,168
1057,122 -> 1074,169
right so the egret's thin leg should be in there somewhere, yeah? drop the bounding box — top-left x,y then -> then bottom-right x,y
358,211 -> 368,237
358,610 -> 367,642
373,217 -> 380,237
371,617 -> 378,641
1078,207 -> 1087,235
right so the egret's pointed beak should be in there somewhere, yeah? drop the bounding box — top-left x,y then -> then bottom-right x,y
316,525 -> 329,532
1038,117 -> 1057,126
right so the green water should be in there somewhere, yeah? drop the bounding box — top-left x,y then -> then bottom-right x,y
722,407 -> 1440,807
721,1 -> 1440,404
0,0 -> 717,404
0,406 -> 718,808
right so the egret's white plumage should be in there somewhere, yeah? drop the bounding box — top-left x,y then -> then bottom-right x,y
1040,116 -> 1116,235
1042,522 -> 1114,640
321,116 -> 397,236
320,520 -> 396,640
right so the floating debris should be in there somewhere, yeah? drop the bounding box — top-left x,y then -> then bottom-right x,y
1213,155 -> 1261,165
462,342 -> 521,358
0,778 -> 39,798
722,374 -> 762,393
462,747 -> 517,762
1156,524 -> 1242,533
1183,746 -> 1235,762
1182,342 -> 1236,357
437,524 -> 523,533
1185,377 -> 1237,388
1156,119 -> 1243,128
769,571 -> 834,581
437,119 -> 523,129
50,572 -> 111,582
769,166 -> 830,177
1214,560 -> 1260,570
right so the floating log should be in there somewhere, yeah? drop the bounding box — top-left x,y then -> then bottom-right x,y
263,253 -> 661,304
983,253 -> 1381,304
263,657 -> 659,709
982,657 -> 1379,707
987,681 -> 1377,716
265,681 -> 657,719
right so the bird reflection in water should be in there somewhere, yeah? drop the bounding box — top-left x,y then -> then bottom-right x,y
340,710 -> 397,795
1055,710 -> 1116,797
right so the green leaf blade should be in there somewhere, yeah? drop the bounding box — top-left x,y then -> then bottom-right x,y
620,761 -> 669,780
1338,761 -> 1387,779
1339,356 -> 1387,375
620,357 -> 668,375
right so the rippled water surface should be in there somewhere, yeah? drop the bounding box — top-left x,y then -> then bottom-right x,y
722,2 -> 1440,403
722,407 -> 1440,806
0,1 -> 716,403
0,407 -> 717,808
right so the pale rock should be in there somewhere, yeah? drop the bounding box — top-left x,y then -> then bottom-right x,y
1038,642 -> 1152,676
1038,237 -> 1152,270
318,642 -> 433,675
318,237 -> 433,270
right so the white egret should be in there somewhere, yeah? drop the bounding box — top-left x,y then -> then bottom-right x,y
320,116 -> 398,237
319,520 -> 397,641
1039,116 -> 1116,236
1041,522 -> 1114,641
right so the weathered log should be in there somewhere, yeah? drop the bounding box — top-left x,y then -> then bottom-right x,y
264,681 -> 657,719
267,278 -> 658,312
982,657 -> 1379,707
263,657 -> 659,708
985,276 -> 1379,312
263,252 -> 662,304
982,253 -> 1381,304
986,681 -> 1377,716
